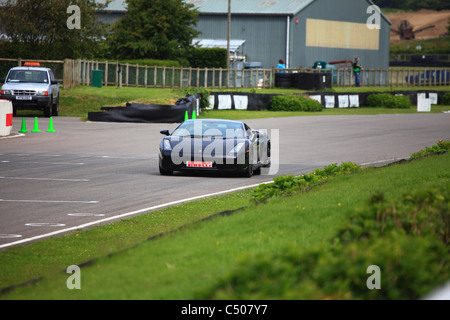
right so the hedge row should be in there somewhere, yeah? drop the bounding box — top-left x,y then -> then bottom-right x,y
252,162 -> 361,204
197,144 -> 449,299
270,95 -> 323,112
443,93 -> 450,105
410,140 -> 450,159
366,93 -> 411,109
188,48 -> 227,68
199,181 -> 449,300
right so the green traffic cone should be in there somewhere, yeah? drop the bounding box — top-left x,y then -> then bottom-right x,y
31,117 -> 41,133
192,110 -> 196,120
47,117 -> 56,132
18,118 -> 28,133
184,110 -> 189,121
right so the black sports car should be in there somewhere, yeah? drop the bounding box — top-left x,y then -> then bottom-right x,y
158,119 -> 270,177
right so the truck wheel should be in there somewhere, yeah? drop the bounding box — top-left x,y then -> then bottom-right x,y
44,99 -> 53,117
52,95 -> 59,116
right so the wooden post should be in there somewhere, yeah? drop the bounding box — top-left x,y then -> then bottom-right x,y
171,67 -> 175,88
119,63 -> 122,89
144,66 -> 148,88
162,66 -> 166,88
104,61 -> 108,87
125,63 -> 129,87
196,68 -> 200,88
136,64 -> 139,87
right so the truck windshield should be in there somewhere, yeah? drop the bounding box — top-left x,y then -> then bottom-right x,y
6,70 -> 48,83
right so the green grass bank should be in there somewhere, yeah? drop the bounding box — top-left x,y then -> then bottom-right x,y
0,145 -> 448,300
28,85 -> 449,120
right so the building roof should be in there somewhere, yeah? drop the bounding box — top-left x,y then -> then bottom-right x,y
99,0 -> 127,12
192,38 -> 246,52
185,0 -> 314,15
97,0 -> 313,15
97,0 -> 390,23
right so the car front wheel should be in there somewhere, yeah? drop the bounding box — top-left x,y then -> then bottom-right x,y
159,165 -> 173,176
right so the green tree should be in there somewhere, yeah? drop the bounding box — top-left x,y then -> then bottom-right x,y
0,0 -> 109,59
107,0 -> 200,60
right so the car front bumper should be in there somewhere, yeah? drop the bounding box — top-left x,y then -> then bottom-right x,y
1,95 -> 52,110
159,150 -> 251,174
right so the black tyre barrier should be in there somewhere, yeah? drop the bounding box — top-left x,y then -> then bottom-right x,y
274,72 -> 332,90
88,95 -> 198,123
208,90 -> 450,110
292,72 -> 332,90
274,73 -> 292,88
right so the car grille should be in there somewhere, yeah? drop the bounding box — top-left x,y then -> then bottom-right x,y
12,90 -> 36,96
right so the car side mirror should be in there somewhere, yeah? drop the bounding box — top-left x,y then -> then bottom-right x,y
160,129 -> 170,136
51,79 -> 58,85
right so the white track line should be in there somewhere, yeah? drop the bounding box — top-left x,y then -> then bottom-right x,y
0,200 -> 98,204
0,181 -> 272,250
0,157 -> 402,250
0,176 -> 89,182
359,158 -> 404,166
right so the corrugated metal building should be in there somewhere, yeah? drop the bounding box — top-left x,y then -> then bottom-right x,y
98,0 -> 391,69
188,0 -> 391,69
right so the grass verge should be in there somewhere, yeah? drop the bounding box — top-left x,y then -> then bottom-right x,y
0,147 -> 448,299
12,85 -> 446,120
58,86 -> 182,120
199,105 -> 449,120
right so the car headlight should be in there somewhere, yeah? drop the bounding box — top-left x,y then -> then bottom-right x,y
1,89 -> 12,95
163,139 -> 172,151
228,142 -> 245,155
35,90 -> 48,96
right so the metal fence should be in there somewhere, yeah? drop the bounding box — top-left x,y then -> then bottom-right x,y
306,67 -> 450,87
0,58 -> 65,82
72,60 -> 273,90
390,54 -> 450,62
1,58 -> 449,89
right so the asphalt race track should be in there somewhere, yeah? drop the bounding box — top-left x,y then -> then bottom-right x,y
0,114 -> 449,250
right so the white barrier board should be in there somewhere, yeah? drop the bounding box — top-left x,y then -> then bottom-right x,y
0,100 -> 13,137
233,95 -> 248,110
218,95 -> 232,110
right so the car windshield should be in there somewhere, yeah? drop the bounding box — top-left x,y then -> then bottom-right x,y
6,70 -> 48,83
172,121 -> 246,139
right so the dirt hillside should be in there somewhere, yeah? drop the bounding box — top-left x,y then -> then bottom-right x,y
386,9 -> 450,43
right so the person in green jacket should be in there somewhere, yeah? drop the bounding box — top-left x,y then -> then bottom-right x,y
353,57 -> 362,87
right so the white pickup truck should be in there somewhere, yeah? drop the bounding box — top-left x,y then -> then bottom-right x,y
0,62 -> 60,117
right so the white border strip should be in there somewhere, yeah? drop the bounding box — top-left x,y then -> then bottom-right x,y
0,133 -> 25,140
0,181 -> 272,250
0,199 -> 98,204
0,157 -> 404,250
0,176 -> 89,182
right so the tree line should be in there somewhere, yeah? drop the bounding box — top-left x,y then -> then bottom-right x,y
0,0 -> 209,66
